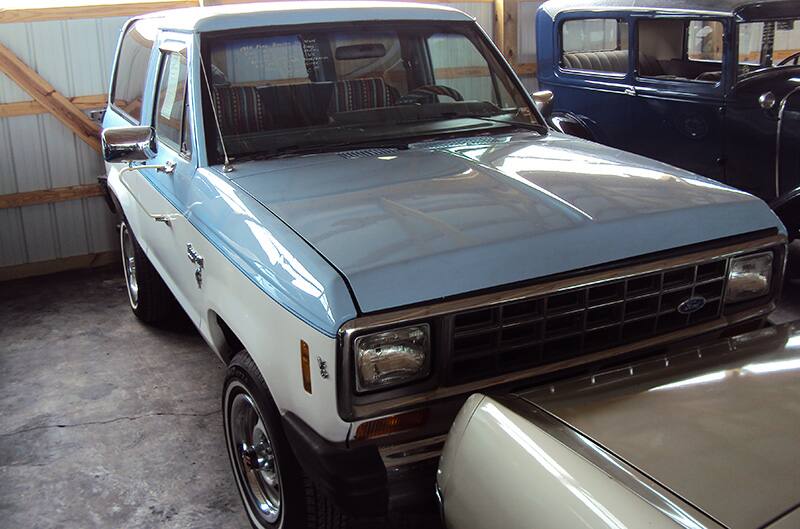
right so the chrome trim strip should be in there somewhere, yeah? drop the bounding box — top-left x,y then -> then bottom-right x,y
380,434 -> 448,467
340,234 -> 785,419
494,395 -> 725,529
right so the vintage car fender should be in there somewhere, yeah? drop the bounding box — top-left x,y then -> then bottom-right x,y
771,187 -> 800,241
549,111 -> 596,142
437,394 -> 693,529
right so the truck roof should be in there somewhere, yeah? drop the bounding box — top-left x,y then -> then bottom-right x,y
540,0 -> 798,20
139,1 -> 473,33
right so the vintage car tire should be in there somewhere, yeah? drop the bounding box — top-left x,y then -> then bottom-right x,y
223,351 -> 348,529
119,220 -> 176,324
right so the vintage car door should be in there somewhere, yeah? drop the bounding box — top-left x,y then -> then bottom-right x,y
628,16 -> 727,181
538,14 -> 635,148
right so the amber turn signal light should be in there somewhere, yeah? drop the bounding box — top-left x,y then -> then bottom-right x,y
300,340 -> 312,394
354,409 -> 428,440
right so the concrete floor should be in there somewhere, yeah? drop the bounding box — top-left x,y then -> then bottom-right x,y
1,263 -> 799,528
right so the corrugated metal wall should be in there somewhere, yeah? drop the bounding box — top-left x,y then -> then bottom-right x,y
0,16 -> 129,268
0,1 -> 541,273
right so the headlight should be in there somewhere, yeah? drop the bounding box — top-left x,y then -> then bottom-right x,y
725,252 -> 773,303
354,324 -> 430,392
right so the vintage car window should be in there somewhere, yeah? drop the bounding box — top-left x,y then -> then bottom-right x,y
637,19 -> 724,83
111,20 -> 156,123
560,18 -> 629,74
154,50 -> 188,153
687,21 -> 724,62
738,19 -> 800,77
202,22 -> 539,163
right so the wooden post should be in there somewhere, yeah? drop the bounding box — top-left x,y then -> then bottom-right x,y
493,0 -> 505,53
0,42 -> 101,152
503,0 -> 519,69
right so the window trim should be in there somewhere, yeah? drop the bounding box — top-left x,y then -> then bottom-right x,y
557,16 -> 631,77
110,18 -> 154,125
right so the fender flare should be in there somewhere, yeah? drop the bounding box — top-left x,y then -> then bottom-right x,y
549,111 -> 596,142
771,187 -> 800,241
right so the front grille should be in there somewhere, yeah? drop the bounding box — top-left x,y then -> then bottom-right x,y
446,258 -> 728,384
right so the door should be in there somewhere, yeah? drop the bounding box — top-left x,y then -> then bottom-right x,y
629,17 -> 726,180
140,37 -> 205,324
542,15 -> 634,148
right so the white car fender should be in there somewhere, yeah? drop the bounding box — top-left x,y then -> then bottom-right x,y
438,396 -> 685,529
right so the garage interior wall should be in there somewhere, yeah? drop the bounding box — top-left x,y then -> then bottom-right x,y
0,0 -> 543,281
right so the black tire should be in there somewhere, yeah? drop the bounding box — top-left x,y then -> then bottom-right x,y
119,220 -> 177,324
223,351 -> 348,529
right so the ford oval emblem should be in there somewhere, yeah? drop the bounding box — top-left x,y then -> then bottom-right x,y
677,296 -> 706,315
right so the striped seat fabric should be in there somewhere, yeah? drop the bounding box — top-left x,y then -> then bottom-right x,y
330,78 -> 399,112
562,50 -> 629,73
212,86 -> 266,136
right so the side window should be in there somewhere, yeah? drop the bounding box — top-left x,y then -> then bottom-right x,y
154,49 -> 189,154
561,18 -> 629,74
111,21 -> 155,123
427,32 -> 516,106
638,19 -> 724,83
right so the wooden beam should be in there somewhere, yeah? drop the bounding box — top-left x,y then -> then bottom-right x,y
0,250 -> 119,282
0,42 -> 101,152
0,94 -> 106,118
0,1 -> 196,24
0,184 -> 104,209
515,62 -> 537,76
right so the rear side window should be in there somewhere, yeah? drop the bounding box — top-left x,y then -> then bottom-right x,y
561,18 -> 629,73
111,21 -> 155,123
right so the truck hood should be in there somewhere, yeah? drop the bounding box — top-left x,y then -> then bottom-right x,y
228,132 -> 782,313
518,322 -> 800,529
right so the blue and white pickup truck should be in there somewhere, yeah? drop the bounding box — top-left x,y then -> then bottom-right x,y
100,2 -> 787,528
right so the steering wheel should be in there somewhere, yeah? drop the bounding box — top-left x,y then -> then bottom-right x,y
777,51 -> 800,66
398,85 -> 464,105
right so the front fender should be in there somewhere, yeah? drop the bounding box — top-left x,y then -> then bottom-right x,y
437,396 -> 693,529
549,111 -> 597,142
771,187 -> 800,241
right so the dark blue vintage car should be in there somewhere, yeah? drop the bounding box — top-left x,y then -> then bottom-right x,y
535,0 -> 800,236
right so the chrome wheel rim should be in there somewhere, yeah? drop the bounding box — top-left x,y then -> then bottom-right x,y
229,392 -> 282,523
120,224 -> 139,309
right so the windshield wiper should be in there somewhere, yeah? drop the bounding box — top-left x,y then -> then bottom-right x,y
469,115 -> 548,134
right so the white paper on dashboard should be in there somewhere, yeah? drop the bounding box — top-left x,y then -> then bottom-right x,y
160,59 -> 182,119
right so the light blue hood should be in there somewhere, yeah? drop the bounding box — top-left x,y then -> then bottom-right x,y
228,132 -> 783,314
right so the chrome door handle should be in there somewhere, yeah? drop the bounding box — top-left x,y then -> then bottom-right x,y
187,243 -> 204,267
187,243 -> 204,288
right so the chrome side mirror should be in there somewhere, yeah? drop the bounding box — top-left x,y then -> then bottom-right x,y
102,126 -> 156,164
531,90 -> 555,119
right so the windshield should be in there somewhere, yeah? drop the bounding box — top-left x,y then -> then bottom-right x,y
201,21 -> 541,162
738,18 -> 800,77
